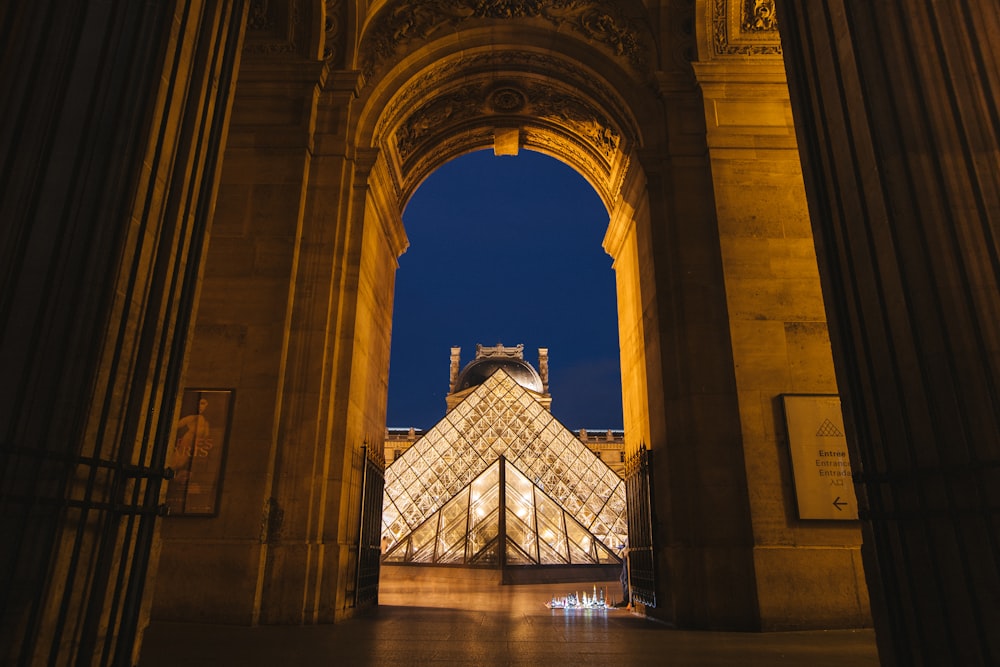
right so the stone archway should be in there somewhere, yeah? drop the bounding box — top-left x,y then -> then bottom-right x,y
352,2 -> 659,455
149,0 -> 872,635
349,0 -> 756,630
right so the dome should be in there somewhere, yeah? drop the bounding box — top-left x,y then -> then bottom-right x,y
454,356 -> 544,394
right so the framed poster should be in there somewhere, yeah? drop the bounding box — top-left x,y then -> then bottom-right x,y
165,388 -> 234,516
781,394 -> 858,520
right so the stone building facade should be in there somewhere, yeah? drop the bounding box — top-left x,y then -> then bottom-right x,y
3,2 -> 999,665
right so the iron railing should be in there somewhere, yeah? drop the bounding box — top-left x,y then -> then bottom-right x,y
355,443 -> 385,608
624,443 -> 656,607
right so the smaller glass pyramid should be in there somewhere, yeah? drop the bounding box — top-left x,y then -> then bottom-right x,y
384,457 -> 621,566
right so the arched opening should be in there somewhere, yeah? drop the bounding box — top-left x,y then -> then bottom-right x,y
386,149 -> 622,431
379,149 -> 627,597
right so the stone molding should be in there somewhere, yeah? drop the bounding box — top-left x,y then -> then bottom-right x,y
357,0 -> 653,85
711,0 -> 781,57
362,41 -> 640,208
379,69 -> 631,208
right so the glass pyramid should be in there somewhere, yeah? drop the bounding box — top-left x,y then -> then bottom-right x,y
384,457 -> 622,565
382,369 -> 627,564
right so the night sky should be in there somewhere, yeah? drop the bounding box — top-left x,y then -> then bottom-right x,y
386,149 -> 624,431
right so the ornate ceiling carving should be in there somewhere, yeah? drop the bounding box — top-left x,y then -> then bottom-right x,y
379,74 -> 631,209
712,0 -> 780,57
357,0 -> 653,85
363,36 -> 643,209
393,80 -> 622,165
374,50 -> 638,147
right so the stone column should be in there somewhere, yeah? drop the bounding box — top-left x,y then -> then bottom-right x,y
779,2 -> 1000,664
154,59 -> 408,625
692,59 -> 870,630
608,85 -> 760,627
537,348 -> 549,394
153,55 -> 326,625
639,139 -> 761,629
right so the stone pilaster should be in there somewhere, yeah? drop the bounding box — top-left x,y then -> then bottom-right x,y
608,94 -> 760,626
779,2 -> 1000,664
153,54 -> 326,625
692,59 -> 870,630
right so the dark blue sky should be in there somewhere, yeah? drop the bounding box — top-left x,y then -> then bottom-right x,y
386,149 -> 624,430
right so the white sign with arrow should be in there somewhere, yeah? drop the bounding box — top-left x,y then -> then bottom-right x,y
782,394 -> 859,520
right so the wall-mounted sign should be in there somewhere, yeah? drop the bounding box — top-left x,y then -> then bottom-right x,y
165,388 -> 234,516
782,394 -> 858,520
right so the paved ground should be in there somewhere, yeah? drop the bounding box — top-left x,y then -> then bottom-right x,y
139,568 -> 879,667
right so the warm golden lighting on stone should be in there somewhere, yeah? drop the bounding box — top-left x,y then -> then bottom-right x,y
493,126 -> 520,155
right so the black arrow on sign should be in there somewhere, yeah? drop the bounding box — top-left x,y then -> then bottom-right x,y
832,497 -> 847,511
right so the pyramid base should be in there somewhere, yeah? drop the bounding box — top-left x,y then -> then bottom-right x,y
381,561 -> 619,586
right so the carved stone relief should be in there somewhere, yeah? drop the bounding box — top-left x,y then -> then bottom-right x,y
490,88 -> 527,114
395,85 -> 485,160
741,0 -> 777,33
324,0 -> 346,65
395,125 -> 496,199
712,0 -> 780,57
520,126 -> 623,205
526,83 -> 621,160
375,51 -> 637,151
244,0 -> 301,56
358,0 -> 652,85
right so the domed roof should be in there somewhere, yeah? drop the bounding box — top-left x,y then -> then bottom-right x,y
454,356 -> 544,394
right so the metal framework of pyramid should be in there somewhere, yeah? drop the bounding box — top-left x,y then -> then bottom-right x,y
384,456 -> 621,566
382,369 -> 627,565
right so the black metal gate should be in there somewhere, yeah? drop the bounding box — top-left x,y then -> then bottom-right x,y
355,443 -> 385,608
0,445 -> 173,666
624,443 -> 657,607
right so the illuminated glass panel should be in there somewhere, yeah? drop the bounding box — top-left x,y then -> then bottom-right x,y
505,541 -> 534,565
408,519 -> 437,563
437,488 -> 470,563
505,509 -> 536,560
566,517 -> 595,564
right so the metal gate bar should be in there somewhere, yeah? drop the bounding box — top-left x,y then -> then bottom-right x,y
625,443 -> 657,607
355,443 -> 385,608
